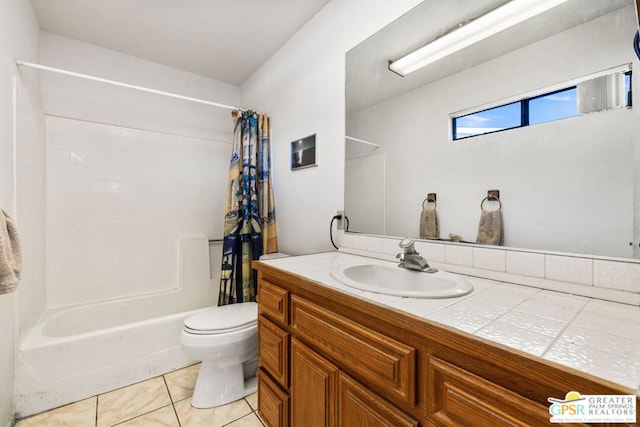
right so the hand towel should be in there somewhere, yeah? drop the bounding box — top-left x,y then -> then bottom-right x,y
476,209 -> 503,246
0,209 -> 22,294
419,208 -> 439,239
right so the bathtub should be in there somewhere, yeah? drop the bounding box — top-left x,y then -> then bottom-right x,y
15,297 -> 212,418
15,236 -> 220,418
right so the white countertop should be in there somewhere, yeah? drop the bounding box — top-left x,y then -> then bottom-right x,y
259,250 -> 640,393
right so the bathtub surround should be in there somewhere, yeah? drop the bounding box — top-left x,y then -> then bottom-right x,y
45,116 -> 229,307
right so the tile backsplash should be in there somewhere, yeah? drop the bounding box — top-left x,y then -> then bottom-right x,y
339,232 -> 640,306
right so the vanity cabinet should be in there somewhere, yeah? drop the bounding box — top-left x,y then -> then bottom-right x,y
254,261 -> 637,427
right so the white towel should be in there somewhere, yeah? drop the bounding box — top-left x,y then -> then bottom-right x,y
0,209 -> 22,294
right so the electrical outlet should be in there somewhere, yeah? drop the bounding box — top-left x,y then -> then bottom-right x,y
336,210 -> 344,230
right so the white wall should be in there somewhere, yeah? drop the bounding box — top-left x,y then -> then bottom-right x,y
347,6 -> 639,258
241,0 -> 422,255
0,0 -> 41,424
38,34 -> 240,308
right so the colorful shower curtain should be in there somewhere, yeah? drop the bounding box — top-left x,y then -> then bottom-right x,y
218,110 -> 278,305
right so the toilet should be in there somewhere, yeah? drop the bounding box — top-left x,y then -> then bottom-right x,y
181,251 -> 289,408
180,302 -> 259,408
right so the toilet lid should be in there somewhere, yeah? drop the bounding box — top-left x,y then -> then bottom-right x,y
184,302 -> 257,334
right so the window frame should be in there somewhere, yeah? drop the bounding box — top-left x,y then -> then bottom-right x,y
450,64 -> 632,141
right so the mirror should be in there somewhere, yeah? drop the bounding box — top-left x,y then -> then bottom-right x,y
345,0 -> 639,259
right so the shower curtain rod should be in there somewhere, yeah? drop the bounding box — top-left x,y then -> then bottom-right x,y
15,59 -> 246,112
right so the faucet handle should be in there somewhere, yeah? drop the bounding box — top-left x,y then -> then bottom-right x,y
398,238 -> 417,253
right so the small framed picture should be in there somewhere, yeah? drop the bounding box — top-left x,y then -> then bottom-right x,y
291,134 -> 317,170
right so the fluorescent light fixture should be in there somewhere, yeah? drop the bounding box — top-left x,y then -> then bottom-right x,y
388,0 -> 569,76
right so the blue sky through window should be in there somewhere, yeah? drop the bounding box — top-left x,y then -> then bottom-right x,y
529,87 -> 577,125
455,101 -> 520,139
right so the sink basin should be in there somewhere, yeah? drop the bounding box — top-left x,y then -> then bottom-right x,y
330,264 -> 473,298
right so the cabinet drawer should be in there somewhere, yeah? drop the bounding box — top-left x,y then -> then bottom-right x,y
258,315 -> 289,387
258,279 -> 289,326
427,356 -> 551,427
339,372 -> 418,427
290,295 -> 415,406
258,368 -> 289,427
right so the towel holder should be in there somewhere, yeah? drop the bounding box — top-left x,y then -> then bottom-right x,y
422,193 -> 437,210
480,189 -> 501,210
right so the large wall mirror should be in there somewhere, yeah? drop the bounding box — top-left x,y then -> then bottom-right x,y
345,0 -> 640,259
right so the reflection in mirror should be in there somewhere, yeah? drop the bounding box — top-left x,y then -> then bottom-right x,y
345,0 -> 639,259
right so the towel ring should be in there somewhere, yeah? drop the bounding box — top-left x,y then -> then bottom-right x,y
422,198 -> 437,210
423,193 -> 437,210
480,196 -> 502,211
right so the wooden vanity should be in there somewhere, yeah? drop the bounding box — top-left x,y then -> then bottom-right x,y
253,260 -> 637,427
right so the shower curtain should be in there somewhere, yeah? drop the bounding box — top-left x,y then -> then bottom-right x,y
218,110 -> 278,305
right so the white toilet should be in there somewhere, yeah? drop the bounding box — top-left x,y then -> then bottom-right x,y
181,302 -> 259,408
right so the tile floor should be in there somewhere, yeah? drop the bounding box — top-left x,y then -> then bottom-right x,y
15,364 -> 264,427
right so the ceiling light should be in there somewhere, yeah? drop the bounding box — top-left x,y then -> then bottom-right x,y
388,0 -> 570,76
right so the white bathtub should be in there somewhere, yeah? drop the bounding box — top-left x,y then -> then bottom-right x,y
15,236 -> 220,417
15,298 -> 212,418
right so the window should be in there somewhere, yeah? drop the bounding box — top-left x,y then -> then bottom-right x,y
529,87 -> 577,125
452,68 -> 632,141
453,102 -> 522,140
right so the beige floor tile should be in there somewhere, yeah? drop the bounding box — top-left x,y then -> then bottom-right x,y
15,397 -> 97,427
225,412 -> 264,427
164,363 -> 200,402
174,398 -> 253,427
97,377 -> 172,427
244,393 -> 257,411
116,405 -> 179,427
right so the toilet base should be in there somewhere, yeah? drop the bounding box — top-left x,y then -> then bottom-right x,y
190,359 -> 258,409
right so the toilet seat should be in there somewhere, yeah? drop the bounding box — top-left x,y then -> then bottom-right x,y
183,302 -> 257,335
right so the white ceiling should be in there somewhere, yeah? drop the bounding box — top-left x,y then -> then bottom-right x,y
29,0 -> 330,86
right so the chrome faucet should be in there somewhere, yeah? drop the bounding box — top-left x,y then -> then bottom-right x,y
396,238 -> 438,273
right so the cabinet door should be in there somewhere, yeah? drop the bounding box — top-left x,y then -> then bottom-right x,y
258,368 -> 289,427
291,338 -> 338,427
338,372 -> 418,427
